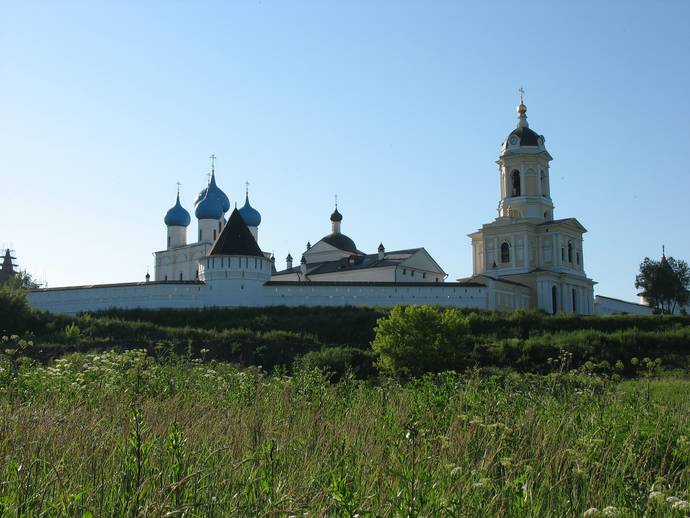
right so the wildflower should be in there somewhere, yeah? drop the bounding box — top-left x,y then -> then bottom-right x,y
671,500 -> 690,511
648,491 -> 664,501
602,507 -> 618,516
583,508 -> 599,517
666,496 -> 680,504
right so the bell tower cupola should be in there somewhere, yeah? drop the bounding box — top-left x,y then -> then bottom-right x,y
497,93 -> 555,222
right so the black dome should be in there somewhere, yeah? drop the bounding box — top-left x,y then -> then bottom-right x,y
322,232 -> 358,253
330,208 -> 343,222
508,126 -> 542,146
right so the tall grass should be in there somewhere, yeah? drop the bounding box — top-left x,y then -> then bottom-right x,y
1,350 -> 689,516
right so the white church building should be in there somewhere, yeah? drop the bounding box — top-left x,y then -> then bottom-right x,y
28,100 -> 596,315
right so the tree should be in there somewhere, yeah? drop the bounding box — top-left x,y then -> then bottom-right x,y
4,270 -> 40,290
635,254 -> 690,314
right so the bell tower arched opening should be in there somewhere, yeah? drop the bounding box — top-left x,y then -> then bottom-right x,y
511,170 -> 521,197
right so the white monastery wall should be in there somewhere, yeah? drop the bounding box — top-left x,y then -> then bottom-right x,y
27,282 -> 205,315
594,296 -> 654,315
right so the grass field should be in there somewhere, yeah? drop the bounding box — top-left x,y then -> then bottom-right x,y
1,349 -> 689,516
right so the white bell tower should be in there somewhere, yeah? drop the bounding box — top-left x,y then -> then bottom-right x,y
468,93 -> 596,315
497,92 -> 555,222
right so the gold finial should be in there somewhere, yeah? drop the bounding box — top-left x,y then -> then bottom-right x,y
517,87 -> 527,116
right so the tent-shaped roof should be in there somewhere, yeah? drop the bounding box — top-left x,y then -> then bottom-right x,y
209,208 -> 264,257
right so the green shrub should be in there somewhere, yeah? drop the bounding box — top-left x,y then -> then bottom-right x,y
0,287 -> 31,334
298,347 -> 376,379
372,305 -> 472,377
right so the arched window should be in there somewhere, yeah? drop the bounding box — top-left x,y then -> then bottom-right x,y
568,242 -> 573,263
511,170 -> 521,197
551,285 -> 558,314
500,242 -> 510,263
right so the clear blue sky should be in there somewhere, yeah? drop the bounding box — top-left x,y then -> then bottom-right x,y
2,1 -> 689,301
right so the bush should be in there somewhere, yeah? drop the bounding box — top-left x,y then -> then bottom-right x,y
0,287 -> 31,334
298,347 -> 376,379
372,305 -> 472,377
91,306 -> 386,347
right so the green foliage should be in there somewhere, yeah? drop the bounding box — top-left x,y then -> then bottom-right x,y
3,270 -> 41,290
1,352 -> 690,515
298,346 -> 376,379
372,306 -> 690,377
636,255 -> 690,314
0,286 -> 32,334
93,305 -> 386,347
373,305 -> 471,377
5,302 -> 690,378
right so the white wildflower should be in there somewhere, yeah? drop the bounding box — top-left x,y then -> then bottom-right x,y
602,507 -> 618,516
666,496 -> 681,504
671,500 -> 690,511
583,508 -> 599,517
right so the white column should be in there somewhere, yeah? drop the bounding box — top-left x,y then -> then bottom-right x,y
523,232 -> 529,268
511,234 -> 516,268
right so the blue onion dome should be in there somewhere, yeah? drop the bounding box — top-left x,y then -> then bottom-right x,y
164,192 -> 191,227
239,193 -> 262,227
330,207 -> 343,222
194,189 -> 224,220
194,171 -> 230,213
